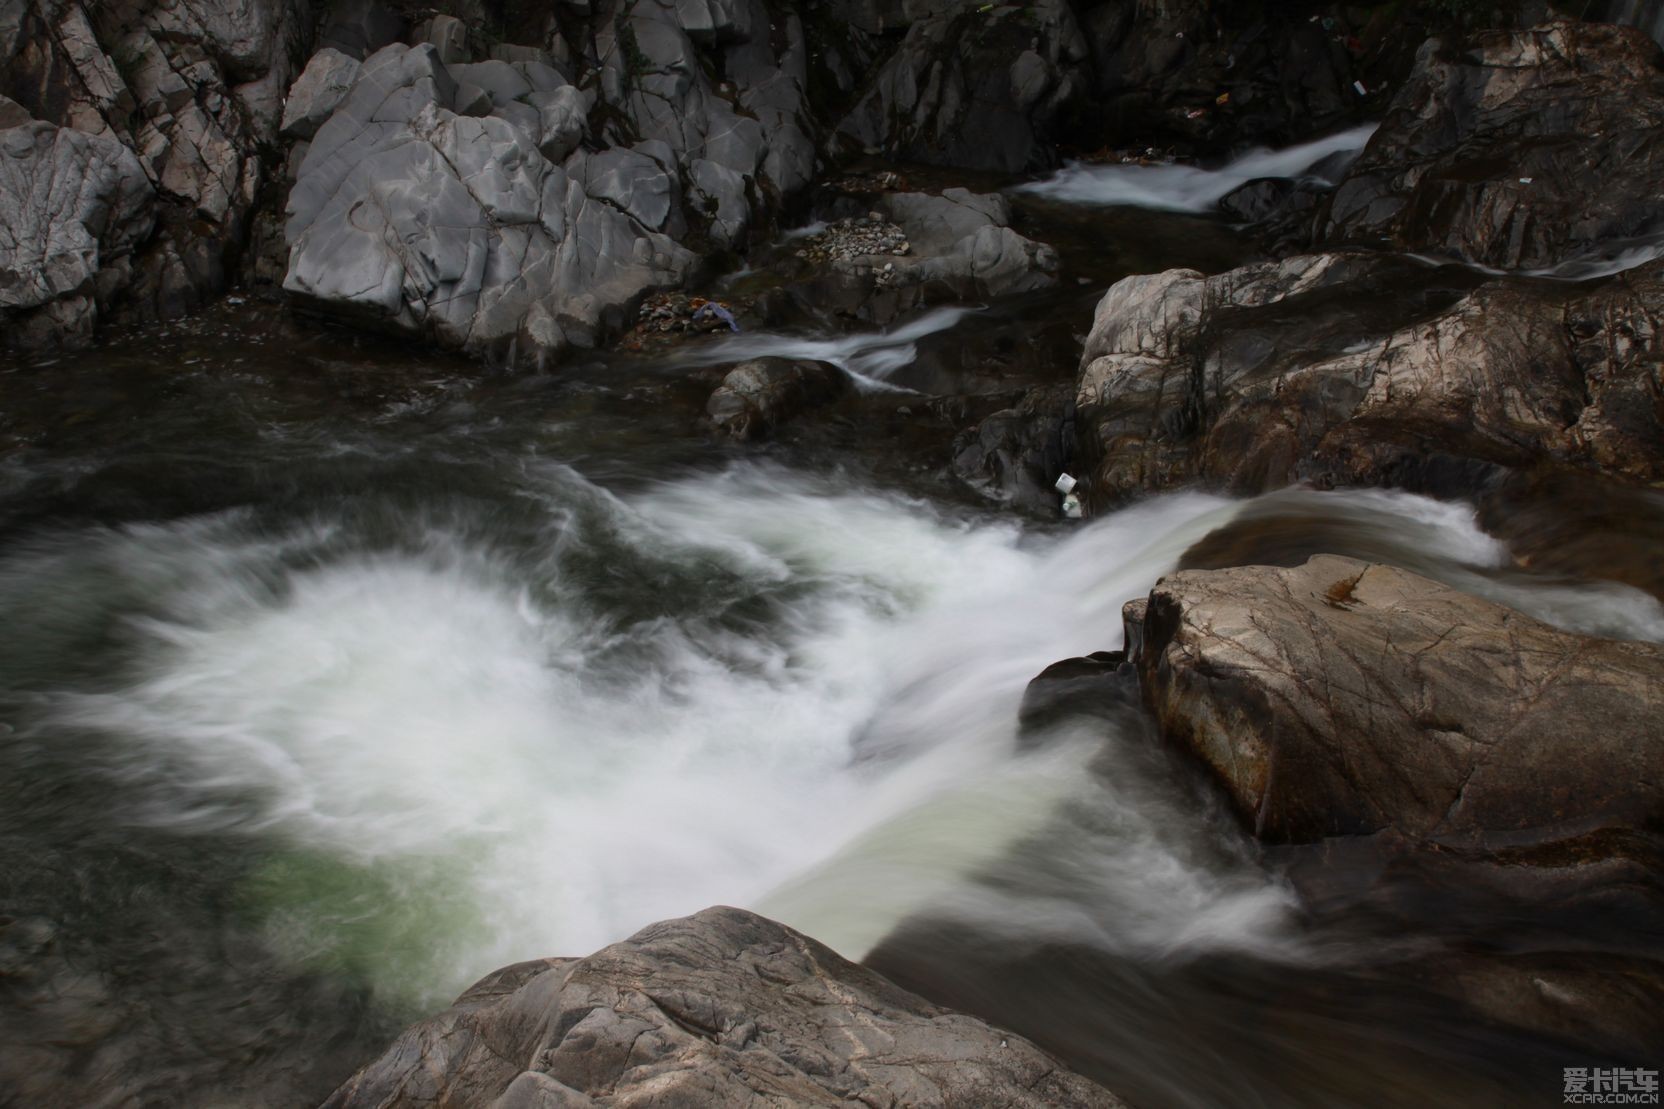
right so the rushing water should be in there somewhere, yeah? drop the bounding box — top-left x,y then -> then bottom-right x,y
1018,125 -> 1378,212
3,209 -> 1661,1107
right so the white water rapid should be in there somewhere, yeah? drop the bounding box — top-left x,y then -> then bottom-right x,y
20,469 -> 1662,1013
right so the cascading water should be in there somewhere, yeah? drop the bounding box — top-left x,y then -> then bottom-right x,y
1017,125 -> 1378,212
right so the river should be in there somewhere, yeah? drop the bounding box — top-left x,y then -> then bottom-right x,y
2,158 -> 1660,1108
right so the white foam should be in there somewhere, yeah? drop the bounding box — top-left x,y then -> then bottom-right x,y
41,473 -> 1660,1008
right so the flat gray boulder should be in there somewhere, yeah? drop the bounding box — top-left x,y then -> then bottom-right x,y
322,907 -> 1125,1109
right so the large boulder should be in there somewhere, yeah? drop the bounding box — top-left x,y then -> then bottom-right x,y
1320,20 -> 1664,270
1122,554 -> 1664,850
1072,252 -> 1664,509
322,907 -> 1125,1108
0,0 -> 310,346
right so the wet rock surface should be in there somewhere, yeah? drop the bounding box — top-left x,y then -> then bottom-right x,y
950,381 -> 1075,512
1073,252 -> 1664,509
323,906 -> 1125,1109
1320,20 -> 1664,270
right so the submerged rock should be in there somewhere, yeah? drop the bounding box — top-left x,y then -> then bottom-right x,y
1072,252 -> 1664,509
323,907 -> 1125,1108
706,358 -> 850,439
1320,20 -> 1664,270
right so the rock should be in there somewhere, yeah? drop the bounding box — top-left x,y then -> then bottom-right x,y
1073,252 -> 1664,509
416,14 -> 468,66
1,0 -> 311,347
950,382 -> 1076,512
1320,20 -> 1664,270
322,907 -> 1125,1109
1017,649 -> 1142,747
283,43 -> 694,362
834,0 -> 1088,173
1114,553 -> 1664,1056
794,187 -> 1058,325
0,120 -> 155,348
1122,554 -> 1664,850
280,0 -> 825,365
279,48 -> 361,140
528,86 -> 586,163
706,358 -> 849,439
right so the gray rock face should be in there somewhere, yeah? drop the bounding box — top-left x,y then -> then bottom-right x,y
0,0 -> 309,346
322,907 -> 1125,1109
281,0 -> 822,364
1123,554 -> 1664,848
833,0 -> 1089,173
1321,20 -> 1664,269
283,43 -> 692,362
0,120 -> 154,348
1073,252 -> 1664,509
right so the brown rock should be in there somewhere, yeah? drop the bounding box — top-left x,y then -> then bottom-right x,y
1073,253 -> 1664,509
1122,554 -> 1664,849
